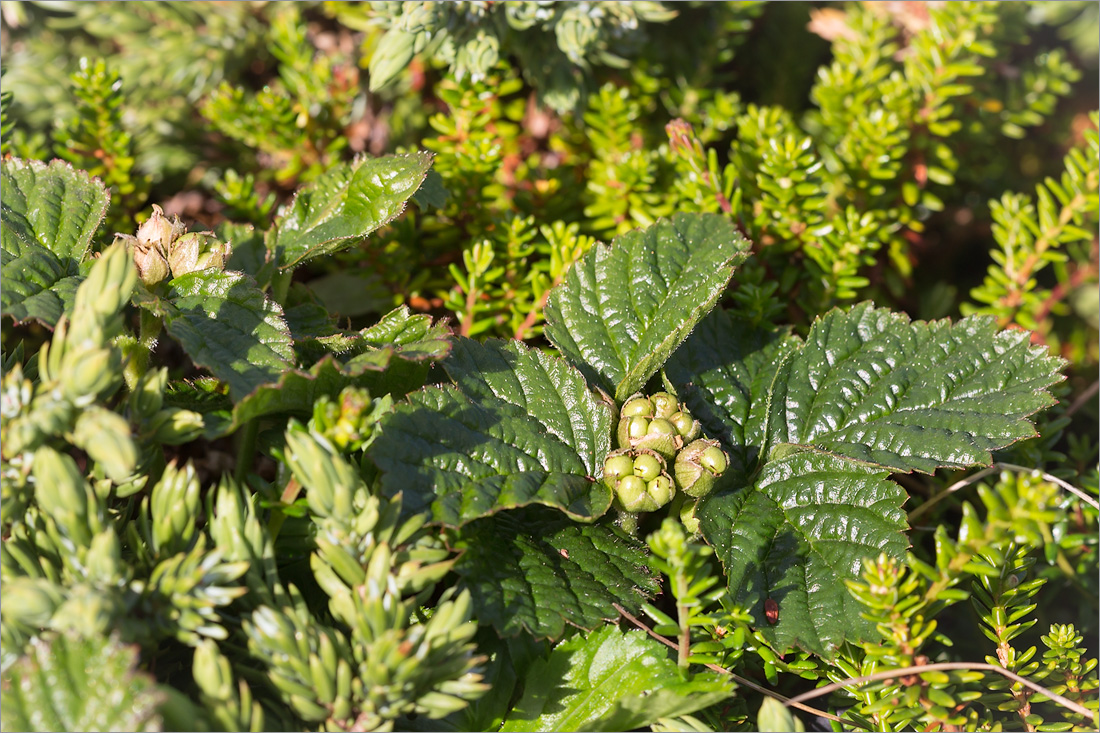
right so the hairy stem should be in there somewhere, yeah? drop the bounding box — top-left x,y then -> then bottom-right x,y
270,269 -> 293,306
233,419 -> 260,485
267,477 -> 302,541
674,569 -> 690,669
123,309 -> 163,391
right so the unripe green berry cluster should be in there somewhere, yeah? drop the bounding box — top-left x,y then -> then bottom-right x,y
603,392 -> 729,524
603,448 -> 675,512
616,391 -> 701,459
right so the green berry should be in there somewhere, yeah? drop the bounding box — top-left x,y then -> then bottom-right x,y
650,392 -> 679,420
669,410 -> 701,441
646,475 -> 675,508
674,439 -> 728,499
620,394 -> 654,418
616,475 -> 657,512
634,417 -> 681,459
617,415 -> 650,449
700,446 -> 728,474
632,453 -> 663,482
604,453 -> 635,484
647,417 -> 677,438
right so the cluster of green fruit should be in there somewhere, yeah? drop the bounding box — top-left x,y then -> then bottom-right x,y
602,392 -> 728,529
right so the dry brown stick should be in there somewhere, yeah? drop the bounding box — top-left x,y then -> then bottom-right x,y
1065,379 -> 1099,419
612,603 -> 870,730
785,660 -> 1097,724
909,463 -> 1098,523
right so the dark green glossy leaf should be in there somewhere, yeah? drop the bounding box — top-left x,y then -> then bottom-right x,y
698,449 -> 907,657
453,508 -> 658,641
1,158 -> 107,262
765,302 -> 1066,472
268,152 -> 432,270
223,310 -> 451,436
220,221 -> 274,288
441,338 -> 612,479
665,309 -> 799,486
0,245 -> 83,327
411,168 -> 448,210
283,300 -> 336,341
544,212 -> 750,401
679,304 -> 1066,656
347,305 -> 452,364
500,624 -> 734,732
374,339 -> 613,526
134,271 -> 294,401
307,270 -> 394,318
298,306 -> 452,396
1,159 -> 109,326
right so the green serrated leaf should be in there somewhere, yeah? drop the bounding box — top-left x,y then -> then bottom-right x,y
374,339 -> 613,526
282,299 -> 337,341
0,248 -> 84,327
698,449 -> 907,658
544,212 -> 750,402
306,270 -> 394,318
0,632 -> 166,732
765,302 -> 1066,472
1,158 -> 108,263
268,152 -> 432,271
220,221 -> 274,288
342,305 -> 452,373
134,270 -> 294,401
665,309 -> 799,486
1,159 -> 110,326
453,508 -> 658,640
500,624 -> 734,732
411,168 -> 449,210
301,305 -> 452,393
441,338 -> 611,477
224,348 -> 427,437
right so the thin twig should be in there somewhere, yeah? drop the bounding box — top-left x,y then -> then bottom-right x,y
909,463 -> 1098,523
997,462 -> 1100,510
1065,379 -> 1099,419
907,466 -> 999,522
612,604 -> 870,731
513,285 -> 555,342
784,661 -> 1098,724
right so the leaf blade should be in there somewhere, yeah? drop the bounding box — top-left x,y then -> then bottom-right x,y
454,508 -> 658,640
765,302 -> 1066,472
1,159 -> 109,326
665,309 -> 800,486
135,270 -> 295,401
500,624 -> 734,732
1,158 -> 109,262
544,212 -> 750,401
699,449 -> 908,657
374,339 -> 614,526
269,152 -> 432,270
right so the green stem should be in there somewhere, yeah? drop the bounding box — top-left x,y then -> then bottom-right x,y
271,269 -> 293,306
123,309 -> 162,391
267,477 -> 302,541
615,508 -> 640,537
233,419 -> 260,485
676,571 -> 690,669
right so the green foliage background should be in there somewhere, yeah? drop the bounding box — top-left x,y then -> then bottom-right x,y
1,1 -> 1097,731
